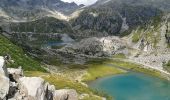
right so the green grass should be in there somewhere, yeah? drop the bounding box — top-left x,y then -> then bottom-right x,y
112,53 -> 126,59
83,64 -> 125,82
164,60 -> 170,72
0,34 -> 46,72
82,58 -> 164,81
108,60 -> 163,79
82,58 -> 126,82
25,71 -> 111,100
168,44 -> 170,48
132,32 -> 141,43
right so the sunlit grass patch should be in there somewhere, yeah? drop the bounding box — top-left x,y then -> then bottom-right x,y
132,32 -> 141,43
24,71 -> 110,100
109,60 -> 163,79
83,64 -> 125,82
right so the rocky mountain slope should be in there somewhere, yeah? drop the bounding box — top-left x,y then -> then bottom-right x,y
0,0 -> 83,22
71,0 -> 165,37
1,0 -> 166,39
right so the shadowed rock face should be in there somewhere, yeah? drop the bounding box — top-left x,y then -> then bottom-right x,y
71,1 -> 162,36
94,0 -> 170,12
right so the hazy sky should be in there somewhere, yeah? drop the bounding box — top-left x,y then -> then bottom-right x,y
61,0 -> 98,5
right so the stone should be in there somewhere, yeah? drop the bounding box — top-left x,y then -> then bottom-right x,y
8,67 -> 23,82
0,56 -> 8,77
18,77 -> 46,100
44,82 -> 55,100
53,89 -> 78,100
0,56 -> 9,100
8,82 -> 18,99
79,94 -> 89,99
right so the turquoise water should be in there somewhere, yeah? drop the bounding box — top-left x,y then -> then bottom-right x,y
89,73 -> 170,100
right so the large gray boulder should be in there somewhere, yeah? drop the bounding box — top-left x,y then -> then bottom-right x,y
53,89 -> 78,100
18,77 -> 46,100
0,56 -> 9,100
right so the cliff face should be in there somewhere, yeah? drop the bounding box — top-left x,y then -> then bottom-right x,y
71,0 -> 163,37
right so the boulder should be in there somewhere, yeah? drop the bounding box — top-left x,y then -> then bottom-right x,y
53,89 -> 78,100
44,82 -> 56,100
18,77 -> 46,100
0,56 -> 8,76
8,82 -> 18,99
0,56 -> 9,100
8,67 -> 23,82
79,94 -> 89,99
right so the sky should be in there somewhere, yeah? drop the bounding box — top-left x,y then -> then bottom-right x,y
61,0 -> 98,5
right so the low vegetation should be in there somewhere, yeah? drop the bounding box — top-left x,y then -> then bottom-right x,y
132,30 -> 141,43
25,71 -> 112,100
108,60 -> 163,79
112,53 -> 126,59
83,63 -> 125,82
0,34 -> 46,72
132,15 -> 162,47
164,60 -> 170,72
81,58 -> 163,82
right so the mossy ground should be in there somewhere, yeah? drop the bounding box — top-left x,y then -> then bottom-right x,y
112,53 -> 126,59
132,29 -> 142,43
165,60 -> 170,72
83,63 -> 125,82
108,59 -> 163,79
83,58 -> 163,81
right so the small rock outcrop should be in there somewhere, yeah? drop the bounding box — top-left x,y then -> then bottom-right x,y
8,67 -> 23,82
53,89 -> 78,100
0,56 -> 78,100
0,57 -> 9,100
18,77 -> 46,100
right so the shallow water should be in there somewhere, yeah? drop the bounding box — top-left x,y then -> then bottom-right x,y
89,72 -> 170,100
